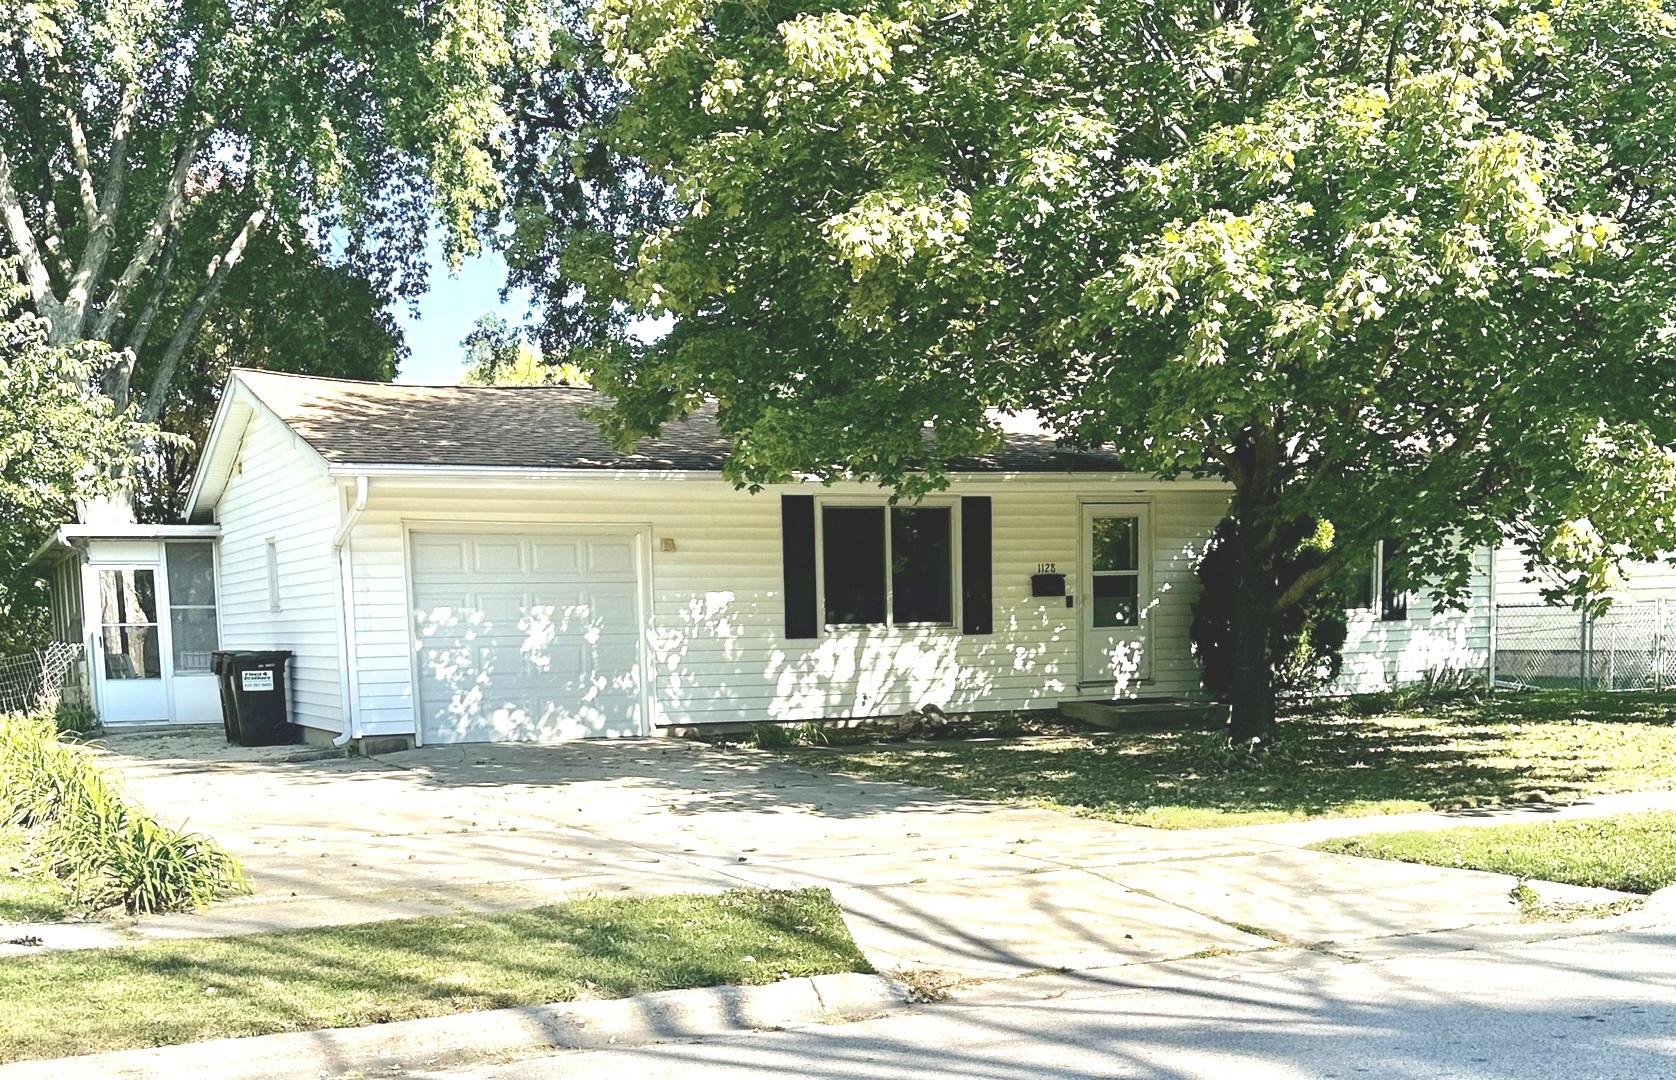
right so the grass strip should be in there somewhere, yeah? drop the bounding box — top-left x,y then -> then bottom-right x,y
0,825 -> 72,923
1311,811 -> 1676,894
797,691 -> 1676,828
0,887 -> 871,1064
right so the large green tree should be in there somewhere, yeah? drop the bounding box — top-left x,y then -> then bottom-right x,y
0,0 -> 549,423
505,0 -> 1676,739
0,270 -> 150,653
130,219 -> 406,520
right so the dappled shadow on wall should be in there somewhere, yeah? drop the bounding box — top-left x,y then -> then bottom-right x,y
414,599 -> 641,742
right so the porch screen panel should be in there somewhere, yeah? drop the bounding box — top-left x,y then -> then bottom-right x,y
166,542 -> 219,673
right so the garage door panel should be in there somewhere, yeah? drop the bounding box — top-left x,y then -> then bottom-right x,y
585,592 -> 639,624
530,540 -> 581,574
470,539 -> 524,574
410,535 -> 469,575
411,531 -> 644,743
587,540 -> 635,575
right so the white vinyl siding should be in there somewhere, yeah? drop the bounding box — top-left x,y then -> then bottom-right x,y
344,477 -> 1232,734
1495,546 -> 1676,607
1334,547 -> 1494,694
213,412 -> 344,732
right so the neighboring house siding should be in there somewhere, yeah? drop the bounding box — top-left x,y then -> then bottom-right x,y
345,477 -> 1230,734
213,414 -> 344,732
1333,547 -> 1494,694
1495,546 -> 1676,607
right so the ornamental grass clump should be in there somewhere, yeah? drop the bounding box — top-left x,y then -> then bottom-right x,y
0,712 -> 246,914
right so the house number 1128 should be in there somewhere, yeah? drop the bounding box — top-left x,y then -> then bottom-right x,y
1037,562 -> 1057,574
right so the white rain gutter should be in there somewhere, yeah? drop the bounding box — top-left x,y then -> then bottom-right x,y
331,476 -> 369,748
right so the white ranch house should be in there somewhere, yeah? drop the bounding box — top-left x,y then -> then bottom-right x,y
44,370 -> 1495,744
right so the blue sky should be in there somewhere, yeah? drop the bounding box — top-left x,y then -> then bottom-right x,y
389,243 -> 534,384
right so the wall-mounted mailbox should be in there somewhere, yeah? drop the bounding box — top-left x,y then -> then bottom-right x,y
1031,572 -> 1066,597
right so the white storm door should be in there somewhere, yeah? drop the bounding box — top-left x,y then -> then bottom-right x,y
410,532 -> 645,743
91,565 -> 170,723
1080,504 -> 1152,687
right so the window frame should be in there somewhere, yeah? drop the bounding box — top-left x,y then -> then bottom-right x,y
814,497 -> 961,631
1356,540 -> 1409,622
265,538 -> 282,614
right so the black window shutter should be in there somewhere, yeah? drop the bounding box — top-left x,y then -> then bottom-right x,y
781,495 -> 818,639
961,496 -> 993,635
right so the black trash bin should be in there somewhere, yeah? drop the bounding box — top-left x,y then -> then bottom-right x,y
211,650 -> 298,746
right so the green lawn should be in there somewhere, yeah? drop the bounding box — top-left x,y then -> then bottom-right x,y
799,691 -> 1676,829
1312,812 -> 1676,894
0,888 -> 871,1064
0,826 -> 72,924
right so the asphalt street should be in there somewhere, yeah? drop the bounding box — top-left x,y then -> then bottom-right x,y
416,923 -> 1676,1080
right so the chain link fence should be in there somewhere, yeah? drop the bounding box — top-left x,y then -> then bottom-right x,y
1495,602 -> 1676,691
0,643 -> 88,715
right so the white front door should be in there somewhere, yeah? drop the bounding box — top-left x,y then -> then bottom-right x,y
1080,504 -> 1152,688
409,531 -> 647,743
91,565 -> 170,723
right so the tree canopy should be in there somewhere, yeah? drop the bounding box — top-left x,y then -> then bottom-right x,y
0,269 -> 150,653
0,0 -> 551,420
503,0 -> 1676,736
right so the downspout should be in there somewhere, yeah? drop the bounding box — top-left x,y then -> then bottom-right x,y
331,476 -> 368,747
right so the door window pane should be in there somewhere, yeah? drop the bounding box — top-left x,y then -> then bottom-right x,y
1091,517 -> 1138,572
823,507 -> 886,624
101,625 -> 161,679
99,568 -> 157,627
99,569 -> 163,679
891,507 -> 953,624
1091,575 -> 1139,628
167,542 -> 219,672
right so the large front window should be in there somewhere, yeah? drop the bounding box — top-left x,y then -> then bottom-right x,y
822,505 -> 953,626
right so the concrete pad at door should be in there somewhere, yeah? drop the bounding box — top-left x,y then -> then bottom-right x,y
1098,849 -> 1524,945
833,869 -> 1273,979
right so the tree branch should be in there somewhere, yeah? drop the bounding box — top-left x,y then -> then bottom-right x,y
65,107 -> 100,231
0,145 -> 70,334
1276,548 -> 1352,611
139,207 -> 266,423
121,228 -> 178,356
66,84 -> 141,339
90,131 -> 199,344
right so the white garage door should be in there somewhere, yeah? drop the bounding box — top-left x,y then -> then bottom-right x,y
410,532 -> 645,743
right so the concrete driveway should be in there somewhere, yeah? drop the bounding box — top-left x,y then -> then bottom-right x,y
63,731 -> 1613,980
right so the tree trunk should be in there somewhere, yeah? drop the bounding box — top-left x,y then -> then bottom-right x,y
1227,516 -> 1278,744
1226,426 -> 1282,745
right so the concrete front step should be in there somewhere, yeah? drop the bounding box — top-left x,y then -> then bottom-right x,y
1058,697 -> 1230,730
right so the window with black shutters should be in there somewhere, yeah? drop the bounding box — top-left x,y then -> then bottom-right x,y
823,507 -> 887,624
821,504 -> 954,627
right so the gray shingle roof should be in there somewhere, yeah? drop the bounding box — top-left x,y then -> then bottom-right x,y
235,369 -> 1125,473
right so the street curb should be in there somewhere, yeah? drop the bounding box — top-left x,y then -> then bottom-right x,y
0,972 -> 910,1080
